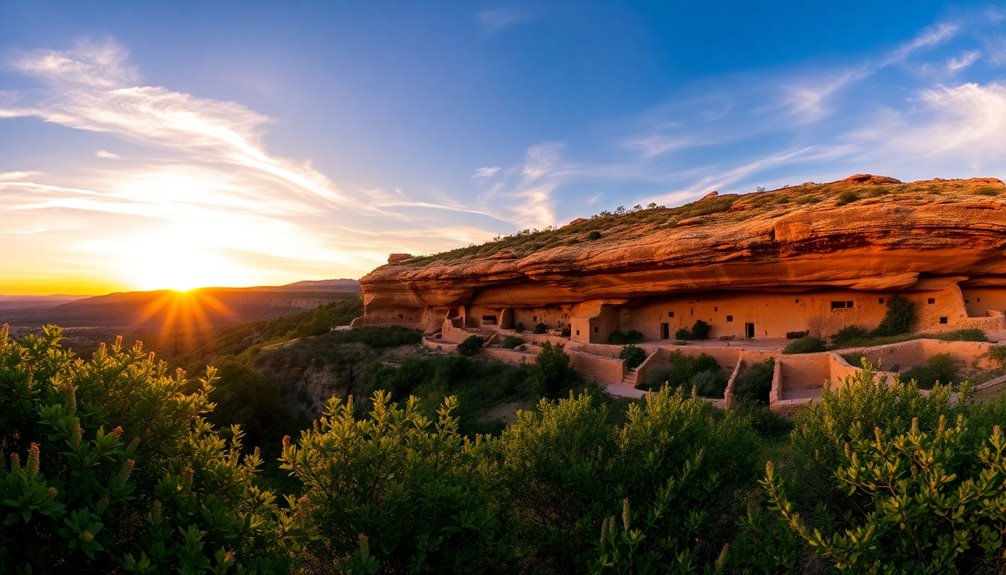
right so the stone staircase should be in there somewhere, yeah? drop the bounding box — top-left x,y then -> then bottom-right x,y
621,367 -> 639,387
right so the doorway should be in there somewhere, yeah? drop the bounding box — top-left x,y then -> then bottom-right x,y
660,322 -> 670,339
745,322 -> 755,339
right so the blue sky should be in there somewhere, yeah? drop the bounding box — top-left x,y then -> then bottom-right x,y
1,1 -> 1005,293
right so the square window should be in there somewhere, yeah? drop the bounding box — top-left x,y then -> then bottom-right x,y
965,299 -> 970,304
795,298 -> 800,303
726,315 -> 733,322
846,300 -> 854,307
593,327 -> 599,333
939,316 -> 948,324
668,311 -> 674,318
879,297 -> 885,304
714,306 -> 718,312
928,298 -> 936,304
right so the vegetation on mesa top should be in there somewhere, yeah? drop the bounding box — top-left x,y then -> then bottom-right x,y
401,175 -> 1006,265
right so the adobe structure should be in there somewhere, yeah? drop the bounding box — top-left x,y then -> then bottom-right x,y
359,175 -> 1006,344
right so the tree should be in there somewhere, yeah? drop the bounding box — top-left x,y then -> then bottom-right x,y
528,342 -> 578,398
871,295 -> 916,337
457,335 -> 484,356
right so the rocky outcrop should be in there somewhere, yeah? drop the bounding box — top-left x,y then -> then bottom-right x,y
360,176 -> 1006,329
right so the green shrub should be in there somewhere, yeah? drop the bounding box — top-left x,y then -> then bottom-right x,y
936,328 -> 988,342
901,353 -> 959,389
641,351 -> 721,391
782,335 -> 826,354
766,364 -> 1006,572
587,230 -> 602,240
835,190 -> 859,205
457,334 -> 484,356
871,294 -> 915,337
282,392 -> 510,571
529,342 -> 579,398
608,330 -> 643,344
690,320 -> 711,340
326,325 -> 422,347
501,335 -> 525,349
984,345 -> 1006,368
831,325 -> 869,345
0,326 -> 291,572
732,358 -> 775,404
674,328 -> 693,340
619,344 -> 646,369
689,369 -> 726,398
514,322 -> 525,333
974,186 -> 1000,196
534,322 -> 548,334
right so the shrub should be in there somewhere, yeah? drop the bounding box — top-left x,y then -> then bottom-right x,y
936,328 -> 988,342
674,328 -> 693,340
785,330 -> 808,340
501,335 -> 525,349
689,369 -> 726,398
782,335 -> 826,354
529,342 -> 578,398
732,358 -> 775,404
984,345 -> 1006,368
690,320 -> 711,340
560,326 -> 571,337
515,322 -> 526,333
608,330 -> 644,344
640,351 -> 721,391
282,392 -> 509,571
835,190 -> 859,205
831,325 -> 869,345
587,230 -> 602,240
871,294 -> 915,337
766,364 -> 1006,572
533,322 -> 548,334
619,344 -> 646,369
901,353 -> 959,389
457,334 -> 484,356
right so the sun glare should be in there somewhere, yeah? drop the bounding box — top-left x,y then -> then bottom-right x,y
121,233 -> 257,293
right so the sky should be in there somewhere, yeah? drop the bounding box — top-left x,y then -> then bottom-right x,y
1,1 -> 1005,295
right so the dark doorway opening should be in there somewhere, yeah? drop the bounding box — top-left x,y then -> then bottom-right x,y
745,322 -> 755,339
660,323 -> 669,339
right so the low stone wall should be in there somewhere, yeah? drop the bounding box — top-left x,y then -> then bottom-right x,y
848,338 -> 999,373
483,347 -> 537,364
567,349 -> 625,384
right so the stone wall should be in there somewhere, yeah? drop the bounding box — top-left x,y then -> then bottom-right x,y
567,349 -> 625,384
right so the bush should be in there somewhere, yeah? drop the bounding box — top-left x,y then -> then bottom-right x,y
0,326 -> 291,572
689,369 -> 726,398
587,230 -> 602,240
640,351 -> 721,391
560,326 -> 571,337
674,328 -> 693,341
529,342 -> 579,398
785,330 -> 809,340
515,322 -> 526,333
871,294 -> 915,337
501,335 -> 525,349
534,322 -> 548,334
901,353 -> 959,389
835,190 -> 859,205
457,334 -> 484,356
984,345 -> 1006,368
766,364 -> 1006,572
619,344 -> 646,369
831,325 -> 869,345
608,330 -> 643,344
732,358 -> 775,404
782,335 -> 826,354
690,320 -> 711,340
936,328 -> 988,342
282,392 -> 510,571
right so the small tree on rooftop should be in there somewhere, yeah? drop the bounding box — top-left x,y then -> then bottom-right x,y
870,295 -> 916,337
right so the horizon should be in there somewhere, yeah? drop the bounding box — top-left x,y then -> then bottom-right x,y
2,1 -> 1005,295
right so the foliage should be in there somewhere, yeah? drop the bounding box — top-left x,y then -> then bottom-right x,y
534,322 -> 548,334
457,335 -> 484,356
528,342 -> 580,398
835,190 -> 859,205
619,345 -> 646,369
500,335 -> 525,349
514,322 -> 525,333
640,351 -> 723,396
690,320 -> 711,340
608,330 -> 643,345
984,345 -> 1006,368
935,328 -> 988,342
587,230 -> 603,240
327,325 -> 422,347
674,328 -> 693,341
831,325 -> 869,345
492,388 -> 759,573
689,369 -> 727,398
782,336 -> 826,354
0,325 -> 291,573
732,358 -> 775,404
871,295 -> 916,337
901,352 -> 959,389
766,363 -> 1006,572
281,392 -> 510,573
207,358 -> 289,447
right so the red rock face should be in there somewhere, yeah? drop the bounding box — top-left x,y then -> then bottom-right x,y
360,176 -> 1006,330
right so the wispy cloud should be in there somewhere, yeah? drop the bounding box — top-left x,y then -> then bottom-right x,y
95,150 -> 120,160
473,166 -> 501,179
947,50 -> 981,73
475,7 -> 528,33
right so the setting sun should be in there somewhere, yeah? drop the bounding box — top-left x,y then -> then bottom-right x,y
120,233 -> 258,292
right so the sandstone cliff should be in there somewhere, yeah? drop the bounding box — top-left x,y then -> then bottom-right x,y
361,175 -> 1006,329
